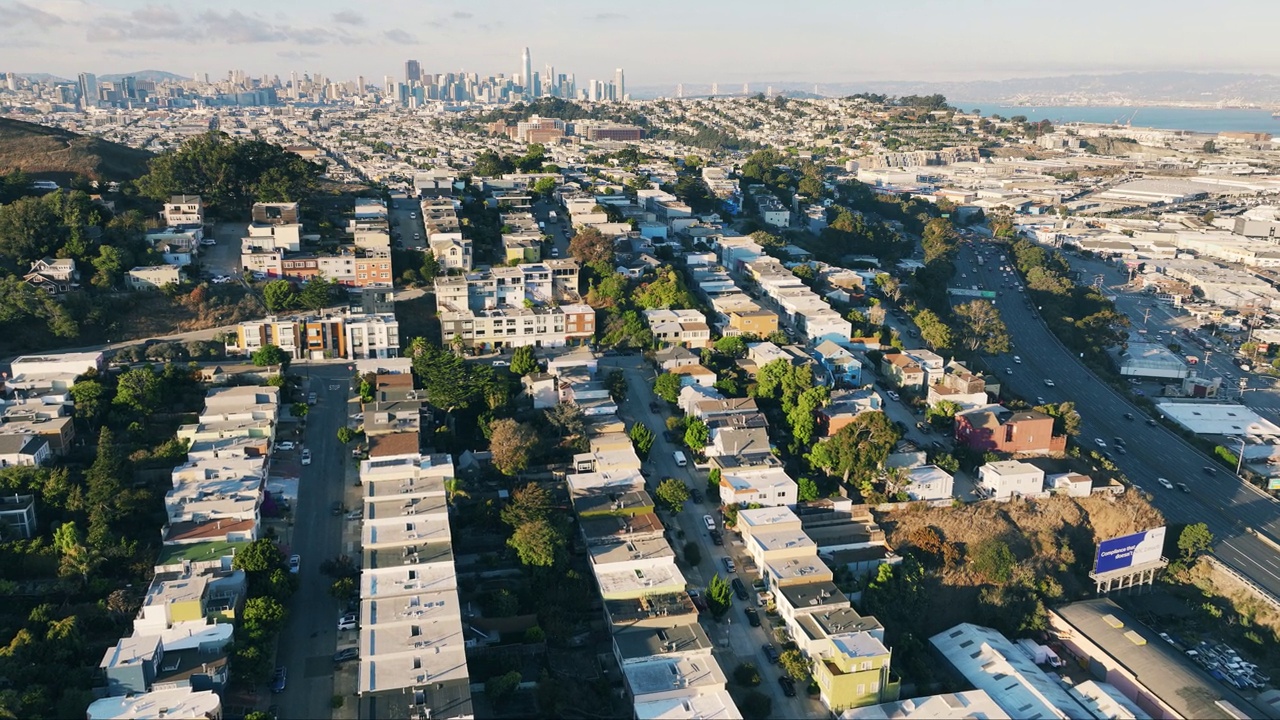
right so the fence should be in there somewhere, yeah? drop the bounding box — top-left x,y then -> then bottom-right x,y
1205,555 -> 1280,614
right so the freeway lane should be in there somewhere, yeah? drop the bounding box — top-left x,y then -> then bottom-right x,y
957,242 -> 1280,597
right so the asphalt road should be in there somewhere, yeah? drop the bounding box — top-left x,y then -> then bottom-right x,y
955,241 -> 1280,597
607,356 -> 823,719
391,195 -> 426,252
532,199 -> 570,257
273,363 -> 356,719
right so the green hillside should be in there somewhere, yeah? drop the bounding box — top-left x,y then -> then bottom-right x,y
0,117 -> 153,182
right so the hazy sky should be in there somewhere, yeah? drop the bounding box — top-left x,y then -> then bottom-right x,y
4,0 -> 1280,86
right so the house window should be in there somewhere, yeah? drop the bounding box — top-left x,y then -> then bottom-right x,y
858,684 -> 866,696
870,681 -> 879,693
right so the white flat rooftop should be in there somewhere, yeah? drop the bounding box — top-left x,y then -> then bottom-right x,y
634,689 -> 743,720
87,688 -> 221,720
363,589 -> 460,628
624,651 -> 727,698
1155,401 -> 1280,437
358,641 -> 469,694
593,558 -> 685,599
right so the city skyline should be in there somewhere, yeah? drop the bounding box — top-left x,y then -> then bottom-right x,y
4,0 -> 1280,86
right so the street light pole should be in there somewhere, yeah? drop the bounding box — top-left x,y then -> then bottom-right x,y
1236,436 -> 1247,477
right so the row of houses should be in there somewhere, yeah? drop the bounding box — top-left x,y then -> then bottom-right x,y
89,382 -> 292,719
352,375 -> 474,719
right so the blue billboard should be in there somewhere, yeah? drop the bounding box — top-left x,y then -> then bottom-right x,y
1094,527 -> 1167,574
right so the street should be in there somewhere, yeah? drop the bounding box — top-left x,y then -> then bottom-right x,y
389,195 -> 426,252
272,363 -> 356,719
956,240 -> 1280,597
606,356 -> 823,719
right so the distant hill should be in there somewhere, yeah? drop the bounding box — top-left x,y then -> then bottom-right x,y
0,117 -> 153,182
100,70 -> 188,83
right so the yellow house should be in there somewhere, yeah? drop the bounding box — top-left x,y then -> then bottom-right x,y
813,632 -> 900,712
727,308 -> 779,338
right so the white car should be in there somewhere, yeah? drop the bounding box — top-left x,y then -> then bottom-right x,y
1094,438 -> 1107,448
276,441 -> 296,452
199,238 -> 217,246
1044,379 -> 1055,387
337,612 -> 357,631
887,390 -> 900,401
1013,356 -> 1022,364
1157,477 -> 1174,490
1005,368 -> 1014,376
703,515 -> 716,531
288,554 -> 301,574
492,360 -> 509,367
300,449 -> 312,466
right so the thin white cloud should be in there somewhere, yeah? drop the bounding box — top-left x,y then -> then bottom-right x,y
0,1 -> 65,28
384,29 -> 417,45
332,10 -> 365,26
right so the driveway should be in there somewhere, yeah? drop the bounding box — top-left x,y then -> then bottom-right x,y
204,223 -> 248,278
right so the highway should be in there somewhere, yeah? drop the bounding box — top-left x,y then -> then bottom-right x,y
273,363 -> 356,719
607,356 -> 823,719
956,241 -> 1280,597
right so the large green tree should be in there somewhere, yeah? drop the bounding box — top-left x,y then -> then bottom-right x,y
807,411 -> 902,484
489,419 -> 538,476
955,300 -> 1010,354
135,132 -> 323,215
655,478 -> 690,513
509,345 -> 538,376
653,372 -> 682,404
508,518 -> 567,567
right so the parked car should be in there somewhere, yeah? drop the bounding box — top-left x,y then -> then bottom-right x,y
276,441 -> 296,452
709,529 -> 724,546
722,557 -> 736,573
778,675 -> 797,697
300,449 -> 312,466
338,613 -> 358,631
333,647 -> 359,664
744,607 -> 761,627
731,577 -> 749,601
703,515 -> 716,531
307,392 -> 317,405
690,489 -> 703,503
886,390 -> 900,402
288,555 -> 300,574
492,360 -> 509,367
270,666 -> 287,693
763,644 -> 781,664
649,401 -> 662,412
346,509 -> 364,521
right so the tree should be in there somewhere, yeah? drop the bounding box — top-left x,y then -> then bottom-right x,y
243,596 -> 287,638
84,426 -> 127,548
136,132 -> 322,214
955,300 -> 1010,354
299,276 -> 339,312
714,335 -> 747,358
807,411 -> 902,484
69,379 -> 108,424
779,649 -> 811,683
733,662 -> 761,687
411,342 -> 478,414
485,670 -> 523,702
509,345 -> 538,376
914,308 -> 953,351
797,477 -> 819,502
655,478 -> 690,513
629,422 -> 656,458
684,417 -> 709,452
330,576 -> 356,600
262,279 -> 296,312
635,268 -> 697,310
489,419 -> 537,476
653,372 -> 682,404
251,344 -> 290,368
971,538 -> 1016,583
336,426 -> 356,444
706,573 -> 732,617
707,467 -> 722,496
507,518 -> 566,567
926,399 -> 962,427
1178,522 -> 1213,561
501,483 -> 553,529
738,690 -> 772,720
114,367 -> 162,414
233,538 -> 284,573
684,541 -> 702,566
1034,401 -> 1082,437
568,226 -> 614,269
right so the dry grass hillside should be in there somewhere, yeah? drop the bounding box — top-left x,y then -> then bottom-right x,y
0,117 -> 152,181
879,493 -> 1165,636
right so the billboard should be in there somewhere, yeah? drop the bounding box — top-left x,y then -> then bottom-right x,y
1269,478 -> 1280,491
1094,527 -> 1167,574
